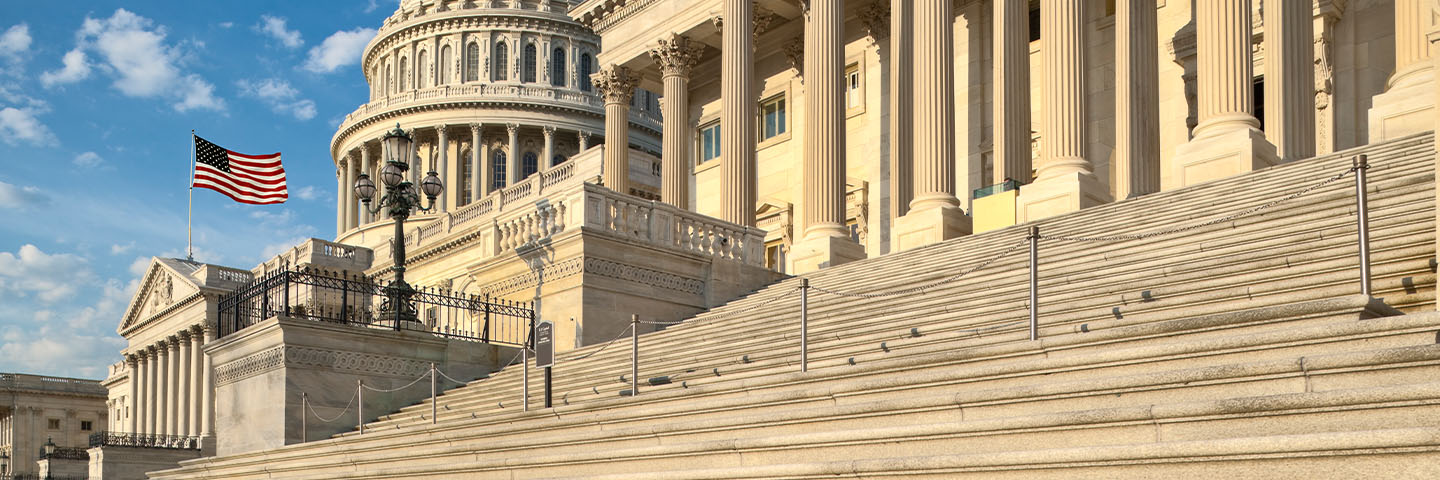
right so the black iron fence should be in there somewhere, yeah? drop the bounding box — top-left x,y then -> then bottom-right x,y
9,475 -> 89,480
87,432 -> 201,450
35,447 -> 87,461
217,268 -> 535,348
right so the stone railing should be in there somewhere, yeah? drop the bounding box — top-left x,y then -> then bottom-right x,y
339,83 -> 662,136
0,373 -> 106,395
255,238 -> 375,275
578,184 -> 766,266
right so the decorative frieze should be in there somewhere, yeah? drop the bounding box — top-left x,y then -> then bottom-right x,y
214,345 -> 433,386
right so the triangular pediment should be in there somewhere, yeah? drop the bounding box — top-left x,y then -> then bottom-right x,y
118,258 -> 203,334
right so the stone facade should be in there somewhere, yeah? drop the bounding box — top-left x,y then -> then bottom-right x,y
0,373 -> 107,477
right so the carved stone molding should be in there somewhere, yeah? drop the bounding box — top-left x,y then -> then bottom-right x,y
214,346 -> 286,386
858,1 -> 890,40
215,345 -> 434,386
650,34 -> 706,79
477,256 -> 705,297
591,65 -> 639,105
783,36 -> 805,76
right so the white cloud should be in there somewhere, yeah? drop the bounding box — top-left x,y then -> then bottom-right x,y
303,27 -> 376,74
218,21 -> 234,29
296,185 -> 322,201
237,78 -> 316,120
0,107 -> 57,145
40,48 -> 92,87
0,329 -> 126,378
0,24 -> 31,65
128,256 -> 151,276
0,180 -> 48,208
63,9 -> 225,112
110,242 -> 135,255
73,151 -> 104,168
256,15 -> 303,49
0,245 -> 93,304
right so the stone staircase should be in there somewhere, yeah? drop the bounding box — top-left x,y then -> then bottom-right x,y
152,133 -> 1440,478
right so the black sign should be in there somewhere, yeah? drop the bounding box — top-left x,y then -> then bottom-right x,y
534,321 -> 554,368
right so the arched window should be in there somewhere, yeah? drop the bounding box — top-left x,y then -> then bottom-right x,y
465,42 -> 479,82
417,51 -> 428,89
522,152 -> 539,178
493,43 -> 509,81
439,45 -> 451,85
399,57 -> 409,91
492,150 -> 508,190
523,44 -> 538,83
385,64 -> 392,95
372,66 -> 381,98
579,53 -> 593,92
551,48 -> 566,87
552,154 -> 566,167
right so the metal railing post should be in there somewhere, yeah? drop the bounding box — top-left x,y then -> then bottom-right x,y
300,392 -> 307,443
340,275 -> 349,324
1354,154 -> 1372,297
282,271 -> 290,314
523,346 -> 530,412
800,278 -> 809,373
430,363 -> 437,424
1029,226 -> 1039,341
631,314 -> 639,396
357,380 -> 364,435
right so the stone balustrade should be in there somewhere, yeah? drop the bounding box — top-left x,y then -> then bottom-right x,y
0,373 -> 107,396
336,84 -> 661,136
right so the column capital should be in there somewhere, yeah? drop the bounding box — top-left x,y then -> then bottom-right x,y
857,1 -> 890,40
470,123 -> 483,134
542,125 -> 556,137
591,65 -> 639,105
650,33 -> 705,78
434,124 -> 448,136
177,330 -> 191,341
506,123 -> 520,135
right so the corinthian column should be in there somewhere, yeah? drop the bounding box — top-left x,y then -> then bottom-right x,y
1263,0 -> 1315,162
992,0 -> 1031,186
470,124 -> 484,201
176,332 -> 191,437
189,327 -> 203,436
359,146 -> 373,225
1167,0 -> 1277,189
200,327 -> 215,449
126,354 -> 139,433
592,65 -> 639,196
893,0 -> 969,251
542,126 -> 556,170
436,125 -> 449,212
651,33 -> 704,209
506,123 -> 521,187
144,348 -> 156,434
889,0 -> 913,221
1370,0 -> 1437,141
156,342 -> 169,435
721,0 -> 757,226
1114,0 -> 1159,199
167,337 -> 180,435
335,162 -> 346,236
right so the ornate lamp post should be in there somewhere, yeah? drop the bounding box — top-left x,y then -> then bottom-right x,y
354,124 -> 444,328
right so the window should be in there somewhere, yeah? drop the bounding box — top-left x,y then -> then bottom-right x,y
465,42 -> 479,82
760,95 -> 787,141
459,151 -> 472,204
492,150 -> 507,189
385,64 -> 392,95
699,122 -> 721,163
847,219 -> 864,245
81,420 -> 93,431
439,45 -> 451,85
399,57 -> 409,91
579,54 -> 593,92
551,48 -> 567,87
493,43 -> 509,81
48,418 -> 60,430
845,64 -> 861,109
523,44 -> 538,83
522,152 -> 539,178
765,241 -> 786,273
552,154 -> 567,166
372,66 -> 381,97
417,51 -> 428,89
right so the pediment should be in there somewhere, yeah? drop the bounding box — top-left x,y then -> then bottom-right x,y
118,258 -> 203,334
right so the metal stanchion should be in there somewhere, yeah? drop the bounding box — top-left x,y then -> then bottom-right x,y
357,380 -> 364,435
430,363 -> 437,424
1354,154 -> 1372,297
523,347 -> 530,412
631,314 -> 639,396
544,367 -> 553,408
1029,226 -> 1039,341
800,278 -> 809,373
301,392 -> 307,443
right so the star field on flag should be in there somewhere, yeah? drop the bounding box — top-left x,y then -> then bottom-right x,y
192,135 -> 288,205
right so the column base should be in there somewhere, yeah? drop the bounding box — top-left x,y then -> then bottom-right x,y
893,205 -> 972,252
1016,171 -> 1113,223
1369,67 -> 1436,142
789,234 -> 866,274
1166,126 -> 1279,190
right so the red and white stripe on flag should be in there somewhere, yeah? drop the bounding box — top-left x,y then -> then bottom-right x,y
193,135 -> 287,205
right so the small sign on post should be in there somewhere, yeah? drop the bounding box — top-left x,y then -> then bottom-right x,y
534,320 -> 554,368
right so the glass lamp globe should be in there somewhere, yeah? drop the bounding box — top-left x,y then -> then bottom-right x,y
381,123 -> 412,166
420,171 -> 444,198
353,173 -> 377,202
380,161 -> 407,188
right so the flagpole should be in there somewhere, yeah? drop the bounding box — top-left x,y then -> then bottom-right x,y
188,129 -> 196,262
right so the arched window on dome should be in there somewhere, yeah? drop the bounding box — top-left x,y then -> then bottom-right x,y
523,44 -> 537,83
417,51 -> 428,89
522,152 -> 539,179
552,154 -> 566,167
385,64 -> 392,95
465,42 -> 479,82
399,57 -> 409,91
551,48 -> 566,87
372,65 -> 381,98
493,43 -> 509,81
579,53 -> 593,92
439,45 -> 451,85
492,150 -> 508,190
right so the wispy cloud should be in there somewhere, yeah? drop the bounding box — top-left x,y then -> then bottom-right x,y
43,9 -> 224,112
73,151 -> 104,168
40,49 -> 92,87
0,23 -> 31,66
303,27 -> 375,74
0,180 -> 48,208
0,106 -> 57,146
255,15 -> 302,49
237,78 -> 316,120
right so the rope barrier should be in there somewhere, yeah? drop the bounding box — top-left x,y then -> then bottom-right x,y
1039,166 -> 1357,242
808,239 -> 1028,298
570,323 -> 636,361
434,367 -> 469,386
305,390 -> 358,423
638,286 -> 802,326
359,370 -> 431,393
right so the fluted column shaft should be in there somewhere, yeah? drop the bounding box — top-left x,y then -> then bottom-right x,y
189,329 -> 202,436
360,147 -> 373,225
1193,0 -> 1261,137
578,131 -> 591,151
335,163 -> 346,235
343,157 -> 356,231
470,124 -> 484,200
652,34 -> 704,210
176,333 -> 190,437
1114,0 -> 1159,198
889,0 -> 913,218
593,66 -> 638,195
909,0 -> 957,210
156,344 -> 169,435
993,0 -> 1031,184
126,356 -> 139,433
201,328 -> 214,437
1037,0 -> 1090,180
436,125 -> 449,212
1393,0 -> 1434,87
143,351 -> 154,434
803,0 -> 848,238
1263,0 -> 1315,162
722,0 -> 758,226
542,126 -> 556,169
167,339 -> 180,435
506,124 -> 521,186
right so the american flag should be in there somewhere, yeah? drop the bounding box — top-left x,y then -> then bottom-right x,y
192,135 -> 287,205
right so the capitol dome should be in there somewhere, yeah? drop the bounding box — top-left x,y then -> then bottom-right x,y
330,0 -> 661,248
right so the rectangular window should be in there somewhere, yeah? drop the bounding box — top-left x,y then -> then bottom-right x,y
845,64 -> 861,109
765,241 -> 787,273
81,420 -> 93,431
48,418 -> 60,430
699,122 -> 721,163
760,95 -> 787,141
847,220 -> 863,245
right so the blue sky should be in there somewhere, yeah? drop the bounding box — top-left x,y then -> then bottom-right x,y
0,1 -> 397,379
